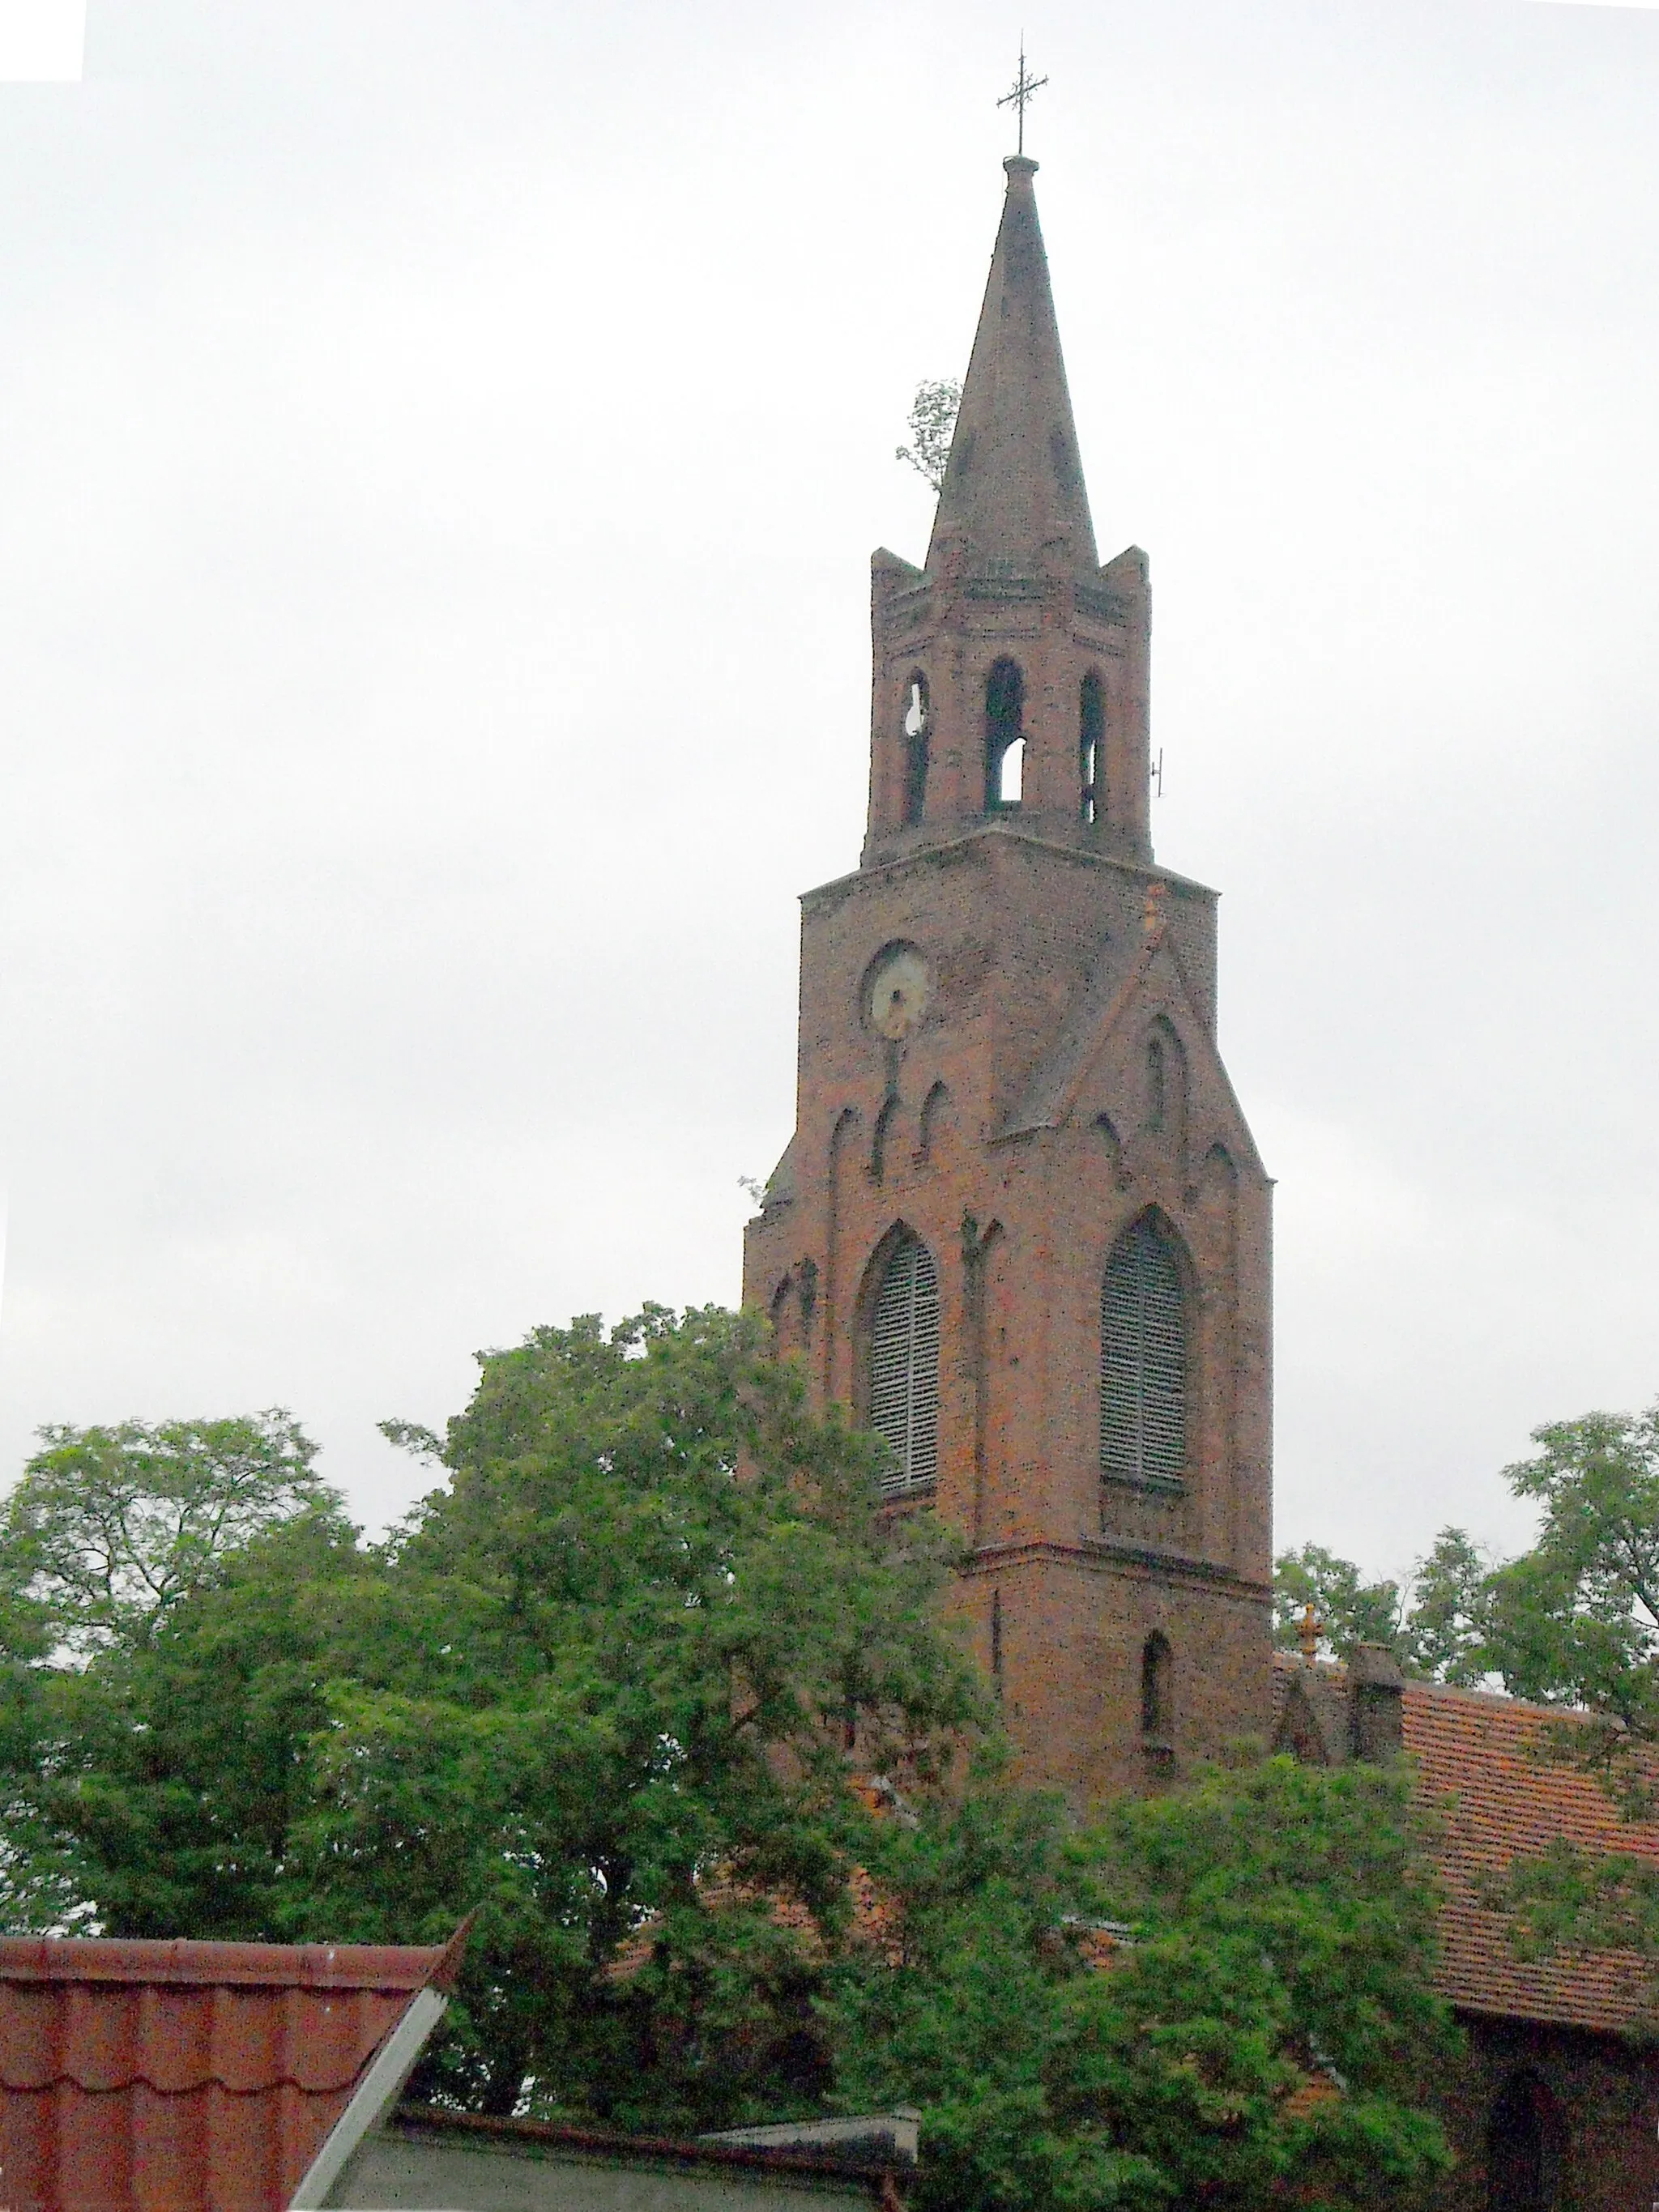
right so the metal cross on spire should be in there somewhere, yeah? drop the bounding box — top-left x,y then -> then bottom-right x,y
997,37 -> 1048,157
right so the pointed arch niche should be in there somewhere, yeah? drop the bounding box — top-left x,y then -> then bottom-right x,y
917,1080 -> 950,1162
1092,1111 -> 1128,1191
1142,1016 -> 1188,1154
870,1095 -> 899,1186
859,1225 -> 941,1500
1100,1212 -> 1191,1491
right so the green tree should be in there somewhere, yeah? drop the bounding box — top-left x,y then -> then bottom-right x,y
896,379 -> 962,493
829,1755 -> 1456,2212
1272,1409 -> 1659,1981
0,1412 -> 344,1933
17,1505 -> 369,1938
1271,1405 -> 1659,1977
1272,1532 -> 1495,1685
1398,1528 -> 1493,1687
2,1309 -> 990,2129
0,1412 -> 330,1658
1482,1404 -> 1659,1741
303,1304 -> 988,2122
1271,1543 -> 1402,1660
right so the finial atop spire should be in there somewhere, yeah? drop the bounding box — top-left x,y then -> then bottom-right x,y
997,37 -> 1047,158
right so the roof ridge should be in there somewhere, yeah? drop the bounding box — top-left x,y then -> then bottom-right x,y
0,1935 -> 453,1989
1277,1651 -> 1616,1728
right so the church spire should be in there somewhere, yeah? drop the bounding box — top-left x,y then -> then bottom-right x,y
927,156 -> 1098,573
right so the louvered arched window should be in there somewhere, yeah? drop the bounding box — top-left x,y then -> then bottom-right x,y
1101,1217 -> 1188,1487
868,1232 -> 940,1498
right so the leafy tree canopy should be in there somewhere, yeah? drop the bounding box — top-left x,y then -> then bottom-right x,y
1274,1405 -> 1659,1717
1483,1404 -> 1659,1733
0,1411 -> 328,1658
0,1308 -> 987,2126
1272,1532 -> 1493,1688
830,1756 -> 1456,2212
1272,1544 -> 1403,1661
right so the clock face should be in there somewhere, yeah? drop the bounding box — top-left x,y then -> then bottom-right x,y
864,944 -> 930,1041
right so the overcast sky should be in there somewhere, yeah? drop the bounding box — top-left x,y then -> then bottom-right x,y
2,0 -> 1657,1588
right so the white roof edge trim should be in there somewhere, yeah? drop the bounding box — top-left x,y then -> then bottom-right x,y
287,1984 -> 449,2210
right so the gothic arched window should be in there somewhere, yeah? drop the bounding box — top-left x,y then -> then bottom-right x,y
1101,1216 -> 1188,1488
868,1231 -> 940,1498
984,658 -> 1025,810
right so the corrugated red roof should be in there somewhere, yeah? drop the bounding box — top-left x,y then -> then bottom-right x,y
0,1935 -> 455,2212
1401,1679 -> 1659,2033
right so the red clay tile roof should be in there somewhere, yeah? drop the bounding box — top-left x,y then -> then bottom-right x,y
0,1935 -> 456,2212
1401,1679 -> 1659,2034
1271,1652 -> 1659,2032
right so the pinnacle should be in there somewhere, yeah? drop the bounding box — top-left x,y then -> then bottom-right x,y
926,156 -> 1098,573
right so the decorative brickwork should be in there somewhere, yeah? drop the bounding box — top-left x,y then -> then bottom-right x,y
744,156 -> 1273,1798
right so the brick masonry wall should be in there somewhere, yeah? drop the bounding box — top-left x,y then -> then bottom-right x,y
744,820 -> 1273,1796
1431,2015 -> 1659,2212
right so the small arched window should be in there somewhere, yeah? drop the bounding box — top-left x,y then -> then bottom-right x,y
868,1231 -> 940,1498
1080,671 -> 1104,824
902,673 -> 931,827
1101,1217 -> 1188,1488
1488,2073 -> 1559,2212
984,658 -> 1025,811
1141,1633 -> 1171,1743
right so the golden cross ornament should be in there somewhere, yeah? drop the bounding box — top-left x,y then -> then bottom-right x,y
998,39 -> 1047,157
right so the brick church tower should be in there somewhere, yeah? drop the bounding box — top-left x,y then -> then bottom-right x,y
743,154 -> 1273,1799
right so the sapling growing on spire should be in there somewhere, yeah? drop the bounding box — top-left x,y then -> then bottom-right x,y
895,377 -> 960,493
